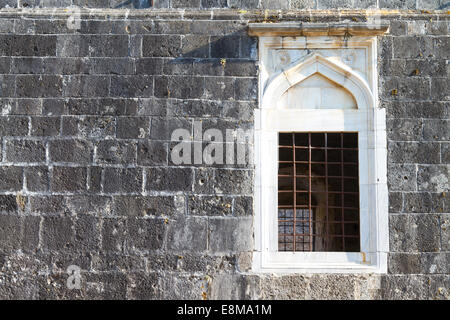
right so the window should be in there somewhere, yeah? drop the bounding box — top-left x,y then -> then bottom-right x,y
250,23 -> 389,273
278,132 -> 360,253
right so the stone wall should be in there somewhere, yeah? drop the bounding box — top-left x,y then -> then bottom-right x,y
1,0 -> 450,10
0,8 -> 448,299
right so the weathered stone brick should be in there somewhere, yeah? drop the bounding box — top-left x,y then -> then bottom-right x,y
390,214 -> 441,252
214,169 -> 253,195
0,116 -> 29,136
417,165 -> 449,192
204,77 -> 235,100
403,192 -> 445,213
30,116 -> 60,136
166,216 -> 208,251
103,167 -> 143,193
181,35 -> 209,58
150,117 -> 192,140
234,77 -> 258,101
61,116 -> 115,138
110,76 -> 153,98
114,195 -> 184,217
0,166 -> 23,191
0,215 -> 22,251
29,195 -> 65,214
116,116 -> 150,139
49,139 -> 93,164
387,119 -> 423,141
389,192 -> 403,213
97,140 -> 137,164
137,140 -> 167,166
387,163 -> 417,191
5,139 -> 46,162
145,167 -> 192,192
51,166 -> 87,192
388,141 -> 440,164
74,215 -> 101,251
188,195 -> 233,216
25,166 -> 49,192
154,75 -> 204,99
16,75 -> 63,98
42,216 -> 74,251
142,35 -> 182,57
63,75 -> 110,98
0,195 -> 18,213
211,36 -> 240,59
208,217 -> 253,252
101,217 -> 127,252
388,253 -> 421,274
10,35 -> 56,56
127,217 -> 166,251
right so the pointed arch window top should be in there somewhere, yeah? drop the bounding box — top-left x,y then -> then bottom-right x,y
262,52 -> 374,110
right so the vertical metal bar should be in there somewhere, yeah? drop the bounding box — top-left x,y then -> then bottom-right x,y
325,133 -> 329,251
341,133 -> 346,251
308,133 -> 313,251
292,133 -> 297,252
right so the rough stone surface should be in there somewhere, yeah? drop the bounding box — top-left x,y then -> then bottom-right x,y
0,7 -> 448,300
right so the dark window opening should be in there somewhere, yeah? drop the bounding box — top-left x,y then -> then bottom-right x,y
278,132 -> 360,252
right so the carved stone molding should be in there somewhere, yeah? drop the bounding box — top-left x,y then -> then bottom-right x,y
248,22 -> 390,37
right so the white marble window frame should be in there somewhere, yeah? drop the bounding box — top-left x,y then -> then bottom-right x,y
252,35 -> 389,274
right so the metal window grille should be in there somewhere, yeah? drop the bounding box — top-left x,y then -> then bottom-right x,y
278,132 -> 360,252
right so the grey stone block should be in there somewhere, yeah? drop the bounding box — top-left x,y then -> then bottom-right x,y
154,75 -> 204,99
388,141 -> 441,164
0,116 -> 29,136
103,167 -> 143,193
390,214 -> 441,252
74,215 -> 101,251
116,116 -> 150,139
150,117 -> 192,140
51,166 -> 87,192
61,116 -> 115,138
388,253 -> 421,274
387,163 -> 417,192
137,140 -> 167,166
127,218 -> 166,251
0,166 -> 23,191
417,165 -> 449,192
387,119 -> 423,141
209,217 -> 253,253
234,77 -> 257,101
30,116 -> 60,136
63,75 -> 110,98
42,216 -> 75,251
0,215 -> 22,251
403,192 -> 445,213
16,75 -> 63,98
25,166 -> 49,192
211,36 -> 240,59
113,195 -> 184,217
5,139 -> 45,163
166,216 -> 208,251
188,195 -> 233,216
97,140 -> 137,164
49,139 -> 93,164
142,35 -> 182,57
145,167 -> 193,192
0,195 -> 18,213
110,76 -> 153,98
101,218 -> 127,252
